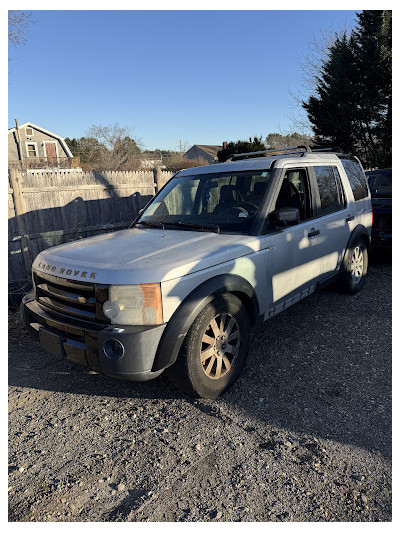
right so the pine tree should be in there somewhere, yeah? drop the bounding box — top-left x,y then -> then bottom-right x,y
354,10 -> 392,167
217,136 -> 266,162
303,10 -> 392,168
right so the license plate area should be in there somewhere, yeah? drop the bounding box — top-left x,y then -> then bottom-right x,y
39,327 -> 63,357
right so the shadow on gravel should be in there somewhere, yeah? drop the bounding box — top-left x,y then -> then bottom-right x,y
9,254 -> 391,458
369,247 -> 392,266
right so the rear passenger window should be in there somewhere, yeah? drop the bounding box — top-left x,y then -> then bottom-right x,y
314,166 -> 344,215
340,158 -> 368,201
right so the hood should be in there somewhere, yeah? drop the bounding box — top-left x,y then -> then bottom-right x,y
33,227 -> 263,285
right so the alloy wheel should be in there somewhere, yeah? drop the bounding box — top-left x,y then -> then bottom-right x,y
200,313 -> 240,380
350,246 -> 364,284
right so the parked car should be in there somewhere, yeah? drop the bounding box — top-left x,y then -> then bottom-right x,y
366,168 -> 392,248
22,146 -> 372,398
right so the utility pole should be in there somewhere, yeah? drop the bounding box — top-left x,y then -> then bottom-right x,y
14,118 -> 24,165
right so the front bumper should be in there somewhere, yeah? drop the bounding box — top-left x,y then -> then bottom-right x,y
21,292 -> 167,381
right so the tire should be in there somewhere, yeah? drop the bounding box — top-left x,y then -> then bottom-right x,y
337,238 -> 368,294
165,293 -> 250,399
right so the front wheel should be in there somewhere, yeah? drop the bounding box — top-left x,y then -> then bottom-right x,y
337,239 -> 368,294
165,294 -> 250,399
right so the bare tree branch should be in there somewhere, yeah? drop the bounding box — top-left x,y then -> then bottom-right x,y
8,10 -> 33,48
84,123 -> 143,171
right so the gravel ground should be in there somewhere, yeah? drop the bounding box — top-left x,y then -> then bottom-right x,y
8,254 -> 391,522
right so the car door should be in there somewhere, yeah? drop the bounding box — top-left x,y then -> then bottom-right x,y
260,165 -> 326,317
309,164 -> 354,279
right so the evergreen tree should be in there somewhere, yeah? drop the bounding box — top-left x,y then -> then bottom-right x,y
354,10 -> 392,167
303,10 -> 391,168
217,136 -> 266,162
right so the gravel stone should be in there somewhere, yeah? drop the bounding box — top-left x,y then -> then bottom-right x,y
8,257 -> 392,522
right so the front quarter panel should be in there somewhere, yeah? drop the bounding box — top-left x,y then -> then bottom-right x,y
160,246 -> 268,322
153,269 -> 263,373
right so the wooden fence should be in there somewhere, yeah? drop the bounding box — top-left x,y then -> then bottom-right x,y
8,167 -> 173,289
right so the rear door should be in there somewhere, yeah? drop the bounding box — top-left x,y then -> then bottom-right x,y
309,164 -> 354,279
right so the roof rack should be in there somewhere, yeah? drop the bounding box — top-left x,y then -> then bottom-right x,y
225,145 -> 344,162
311,147 -> 344,153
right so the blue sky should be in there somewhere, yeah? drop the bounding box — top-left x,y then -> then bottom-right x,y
8,9 -> 359,150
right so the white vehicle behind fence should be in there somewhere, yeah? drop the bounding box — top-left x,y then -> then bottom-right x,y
22,146 -> 372,398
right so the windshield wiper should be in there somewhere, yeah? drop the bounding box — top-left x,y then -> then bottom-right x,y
135,219 -> 220,233
134,220 -> 166,229
165,221 -> 220,234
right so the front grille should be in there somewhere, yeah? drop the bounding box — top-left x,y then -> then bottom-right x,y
34,271 -> 109,324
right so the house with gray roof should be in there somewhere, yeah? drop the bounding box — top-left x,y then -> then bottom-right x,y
8,121 -> 79,170
184,144 -> 223,164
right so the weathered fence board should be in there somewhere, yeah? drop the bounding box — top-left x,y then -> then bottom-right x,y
8,168 -> 174,288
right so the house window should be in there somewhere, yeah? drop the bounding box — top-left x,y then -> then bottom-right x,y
25,127 -> 34,137
26,143 -> 38,157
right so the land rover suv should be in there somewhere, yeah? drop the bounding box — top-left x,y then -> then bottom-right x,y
22,146 -> 372,398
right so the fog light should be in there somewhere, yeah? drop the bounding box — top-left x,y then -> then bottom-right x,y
103,339 -> 124,360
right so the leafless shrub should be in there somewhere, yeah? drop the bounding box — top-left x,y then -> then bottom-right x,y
84,123 -> 143,171
162,155 -> 208,172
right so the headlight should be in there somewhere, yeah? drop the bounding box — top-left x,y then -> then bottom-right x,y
102,283 -> 163,325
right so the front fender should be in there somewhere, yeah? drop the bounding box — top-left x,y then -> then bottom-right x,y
151,273 -> 259,372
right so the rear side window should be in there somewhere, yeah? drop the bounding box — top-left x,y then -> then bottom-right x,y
314,166 -> 345,215
340,158 -> 368,201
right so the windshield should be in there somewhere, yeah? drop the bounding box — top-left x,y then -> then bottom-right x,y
367,170 -> 392,198
136,170 -> 271,233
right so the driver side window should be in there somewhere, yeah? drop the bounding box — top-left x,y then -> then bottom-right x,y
274,168 -> 311,223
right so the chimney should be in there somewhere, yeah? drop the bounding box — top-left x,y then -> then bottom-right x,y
222,141 -> 227,150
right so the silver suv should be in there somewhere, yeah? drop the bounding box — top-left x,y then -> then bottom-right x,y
22,146 -> 372,398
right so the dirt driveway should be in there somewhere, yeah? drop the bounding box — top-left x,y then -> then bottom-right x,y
8,256 -> 391,522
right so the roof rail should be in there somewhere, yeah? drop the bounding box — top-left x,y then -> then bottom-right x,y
225,145 -> 346,162
226,145 -> 312,162
311,147 -> 344,153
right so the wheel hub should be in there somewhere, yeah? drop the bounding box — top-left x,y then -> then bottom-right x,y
200,313 -> 240,380
350,246 -> 364,284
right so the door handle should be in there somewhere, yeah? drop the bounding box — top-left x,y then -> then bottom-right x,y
346,215 -> 355,222
308,229 -> 320,238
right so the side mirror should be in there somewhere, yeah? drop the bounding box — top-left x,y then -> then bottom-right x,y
270,207 -> 300,228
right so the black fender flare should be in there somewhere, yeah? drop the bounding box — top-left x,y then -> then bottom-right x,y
151,273 -> 260,372
340,224 -> 371,273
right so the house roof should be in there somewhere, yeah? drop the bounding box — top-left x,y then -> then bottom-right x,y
8,122 -> 73,157
189,145 -> 223,159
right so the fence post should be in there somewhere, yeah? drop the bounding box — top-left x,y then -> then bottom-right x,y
8,167 -> 32,277
153,166 -> 163,193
